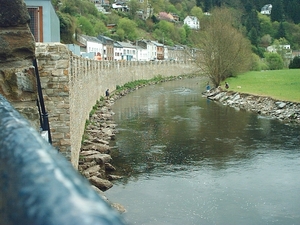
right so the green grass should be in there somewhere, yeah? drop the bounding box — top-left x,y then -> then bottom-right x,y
225,69 -> 300,102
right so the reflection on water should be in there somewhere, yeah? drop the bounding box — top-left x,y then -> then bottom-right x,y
106,78 -> 300,225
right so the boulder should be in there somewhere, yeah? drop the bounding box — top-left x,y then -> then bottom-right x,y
89,176 -> 113,191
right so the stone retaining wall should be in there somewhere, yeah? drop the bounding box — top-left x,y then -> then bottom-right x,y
36,43 -> 198,168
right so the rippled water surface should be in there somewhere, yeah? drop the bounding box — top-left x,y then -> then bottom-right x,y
106,77 -> 300,225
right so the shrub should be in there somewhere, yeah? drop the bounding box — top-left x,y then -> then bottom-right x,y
289,56 -> 300,69
264,52 -> 284,70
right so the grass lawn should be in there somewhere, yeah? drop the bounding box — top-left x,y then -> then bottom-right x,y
224,69 -> 300,103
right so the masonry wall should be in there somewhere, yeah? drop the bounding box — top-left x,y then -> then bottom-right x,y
35,43 -> 198,168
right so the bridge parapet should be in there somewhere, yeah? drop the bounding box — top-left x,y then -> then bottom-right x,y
36,43 -> 198,168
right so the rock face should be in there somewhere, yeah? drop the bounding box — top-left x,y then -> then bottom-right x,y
0,0 -> 39,129
204,89 -> 300,123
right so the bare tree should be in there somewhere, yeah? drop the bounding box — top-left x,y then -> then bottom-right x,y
195,8 -> 252,88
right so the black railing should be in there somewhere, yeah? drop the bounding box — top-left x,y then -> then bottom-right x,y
0,94 -> 126,225
33,57 -> 52,144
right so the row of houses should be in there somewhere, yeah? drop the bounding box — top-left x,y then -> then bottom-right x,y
71,34 -> 189,62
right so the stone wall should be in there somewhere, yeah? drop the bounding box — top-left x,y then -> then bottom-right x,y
35,43 -> 198,168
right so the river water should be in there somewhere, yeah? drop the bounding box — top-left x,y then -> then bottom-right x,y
106,77 -> 300,225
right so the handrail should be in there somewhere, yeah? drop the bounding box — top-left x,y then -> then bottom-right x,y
0,94 -> 126,225
33,57 -> 52,144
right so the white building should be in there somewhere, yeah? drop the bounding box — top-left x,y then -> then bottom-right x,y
184,16 -> 200,30
136,46 -> 149,61
117,41 -> 137,61
113,42 -> 123,61
77,34 -> 104,58
261,4 -> 272,15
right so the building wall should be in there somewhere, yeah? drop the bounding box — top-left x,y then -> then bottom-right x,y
25,0 -> 60,42
35,43 -> 198,168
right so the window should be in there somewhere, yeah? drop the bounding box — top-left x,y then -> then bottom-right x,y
27,7 -> 43,42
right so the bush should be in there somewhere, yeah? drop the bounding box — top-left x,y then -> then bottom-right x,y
289,56 -> 300,69
264,52 -> 284,70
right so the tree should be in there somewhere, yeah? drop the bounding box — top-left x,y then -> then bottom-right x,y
204,0 -> 212,12
194,8 -> 252,88
127,0 -> 140,19
77,16 -> 96,36
275,22 -> 286,39
264,52 -> 284,70
116,18 -> 138,41
289,56 -> 300,69
271,0 -> 284,22
191,6 -> 204,20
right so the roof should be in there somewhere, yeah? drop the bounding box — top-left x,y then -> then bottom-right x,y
184,16 -> 199,22
117,41 -> 136,48
80,34 -> 103,44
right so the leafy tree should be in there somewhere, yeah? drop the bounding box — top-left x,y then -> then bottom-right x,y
117,18 -> 138,41
260,34 -> 272,48
289,56 -> 300,69
191,6 -> 203,20
77,16 -> 96,36
127,0 -> 141,19
94,21 -> 108,36
258,14 -> 275,37
194,8 -> 252,87
264,52 -> 284,70
57,11 -> 75,43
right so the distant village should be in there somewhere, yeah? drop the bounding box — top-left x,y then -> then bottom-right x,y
69,0 -> 200,61
24,0 -> 299,63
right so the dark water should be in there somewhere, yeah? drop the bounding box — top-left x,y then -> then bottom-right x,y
106,77 -> 300,225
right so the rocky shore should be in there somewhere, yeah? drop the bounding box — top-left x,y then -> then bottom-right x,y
204,88 -> 300,124
78,96 -> 126,213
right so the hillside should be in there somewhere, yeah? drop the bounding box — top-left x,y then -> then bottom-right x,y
51,0 -> 300,58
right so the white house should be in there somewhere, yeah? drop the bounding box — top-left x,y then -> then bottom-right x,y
261,4 -> 272,15
136,46 -> 149,61
114,42 -> 123,61
267,44 -> 291,53
184,16 -> 200,30
77,34 -> 103,57
117,41 -> 137,61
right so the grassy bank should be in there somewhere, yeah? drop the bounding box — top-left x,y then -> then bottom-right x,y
224,69 -> 300,102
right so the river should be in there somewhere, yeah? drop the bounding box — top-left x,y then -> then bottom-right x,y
106,77 -> 300,225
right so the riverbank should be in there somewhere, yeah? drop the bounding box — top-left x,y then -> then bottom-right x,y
203,88 -> 300,124
79,76 -> 300,214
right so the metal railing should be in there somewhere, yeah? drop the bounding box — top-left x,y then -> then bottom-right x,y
0,94 -> 126,225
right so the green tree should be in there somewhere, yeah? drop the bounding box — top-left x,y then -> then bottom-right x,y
275,22 -> 286,39
191,6 -> 203,20
258,14 -> 275,37
271,0 -> 284,22
128,0 -> 141,19
194,8 -> 252,87
77,16 -> 96,36
57,11 -> 75,43
94,21 -> 108,36
117,18 -> 138,41
289,56 -> 300,69
204,0 -> 212,12
248,27 -> 258,46
264,52 -> 284,70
